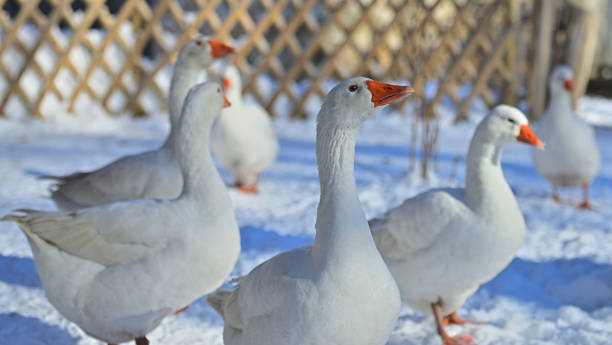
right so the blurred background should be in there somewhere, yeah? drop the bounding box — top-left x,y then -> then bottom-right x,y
0,0 -> 609,177
1,2 -> 611,344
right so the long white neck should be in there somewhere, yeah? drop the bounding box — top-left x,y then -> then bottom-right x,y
464,128 -> 515,222
311,118 -> 376,265
163,65 -> 204,148
174,105 -> 228,211
226,81 -> 242,105
547,89 -> 573,123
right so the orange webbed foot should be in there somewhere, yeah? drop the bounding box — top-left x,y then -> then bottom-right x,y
232,182 -> 258,194
576,201 -> 597,211
442,334 -> 474,345
238,185 -> 258,194
552,194 -> 563,203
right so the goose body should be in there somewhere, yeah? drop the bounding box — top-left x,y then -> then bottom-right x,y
3,82 -> 240,345
532,66 -> 600,208
46,38 -> 235,210
211,65 -> 278,193
207,78 -> 412,345
370,105 -> 543,344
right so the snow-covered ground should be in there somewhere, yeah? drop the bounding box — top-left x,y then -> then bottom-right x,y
0,94 -> 610,345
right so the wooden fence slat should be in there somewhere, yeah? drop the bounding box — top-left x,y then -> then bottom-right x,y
0,0 -> 39,57
267,1 -> 351,108
0,0 -> 71,117
383,0 -> 443,89
67,0 -> 138,112
31,0 -> 106,117
0,0 -> 588,123
243,0 -> 318,95
101,0 -> 173,111
422,1 -> 503,118
528,0 -> 555,120
456,25 -> 517,121
290,0 -> 381,118
123,0 -> 226,113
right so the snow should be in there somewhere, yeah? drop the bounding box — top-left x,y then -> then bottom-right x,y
0,93 -> 611,344
1,22 -> 612,344
579,95 -> 612,128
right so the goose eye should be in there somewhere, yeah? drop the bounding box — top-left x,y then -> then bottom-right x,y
506,118 -> 517,124
196,40 -> 204,46
217,88 -> 221,93
348,84 -> 358,92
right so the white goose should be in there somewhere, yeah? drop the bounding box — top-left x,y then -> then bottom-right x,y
2,82 -> 240,345
532,65 -> 600,209
45,37 -> 235,210
370,105 -> 543,345
211,65 -> 279,193
207,78 -> 412,345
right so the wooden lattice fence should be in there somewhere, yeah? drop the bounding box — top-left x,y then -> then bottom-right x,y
0,0 -> 542,121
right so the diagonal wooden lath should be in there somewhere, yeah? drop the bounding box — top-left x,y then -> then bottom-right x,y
101,0 -> 172,111
0,0 -> 535,122
67,0 -> 138,112
30,0 -> 106,118
0,0 -> 71,117
290,0 -> 382,118
123,0 -> 226,114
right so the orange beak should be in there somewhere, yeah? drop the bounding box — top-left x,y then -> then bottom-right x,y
365,80 -> 414,107
517,124 -> 544,149
223,96 -> 231,108
564,79 -> 574,92
224,77 -> 232,90
208,40 -> 236,59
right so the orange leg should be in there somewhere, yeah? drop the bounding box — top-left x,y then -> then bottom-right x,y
551,185 -> 570,204
443,311 -> 484,326
236,173 -> 260,194
238,185 -> 258,194
576,182 -> 597,211
174,305 -> 189,315
431,300 -> 474,345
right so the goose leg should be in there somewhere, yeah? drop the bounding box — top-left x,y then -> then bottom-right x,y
135,337 -> 149,345
576,182 -> 596,211
237,173 -> 259,194
552,185 -> 564,203
431,300 -> 474,345
551,184 -> 573,204
238,184 -> 258,194
443,311 -> 484,326
174,305 -> 189,315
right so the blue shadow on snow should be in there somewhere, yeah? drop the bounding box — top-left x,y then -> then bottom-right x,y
240,226 -> 312,253
0,255 -> 40,288
479,257 -> 612,311
0,312 -> 78,344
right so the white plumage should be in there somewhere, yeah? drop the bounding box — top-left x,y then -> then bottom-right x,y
532,65 -> 600,209
45,37 -> 235,210
207,77 -> 412,345
371,105 -> 543,344
211,65 -> 278,193
2,82 -> 240,345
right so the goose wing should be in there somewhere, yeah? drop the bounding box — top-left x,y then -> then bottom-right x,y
5,199 -> 176,266
370,188 -> 472,260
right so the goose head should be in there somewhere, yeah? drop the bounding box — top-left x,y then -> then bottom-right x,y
181,81 -> 231,130
222,65 -> 243,103
478,105 -> 544,149
549,65 -> 574,96
318,77 -> 414,129
177,36 -> 236,71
